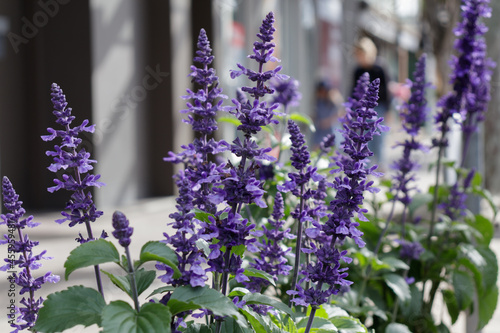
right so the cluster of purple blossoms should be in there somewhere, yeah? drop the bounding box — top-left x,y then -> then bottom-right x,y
271,77 -> 302,111
391,54 -> 430,206
440,169 -> 476,220
111,211 -> 133,248
205,12 -> 284,295
434,0 -> 494,153
158,172 -> 208,288
245,192 -> 294,293
41,83 -> 105,242
452,0 -> 494,139
160,29 -> 229,290
290,77 -> 384,308
0,177 -> 59,332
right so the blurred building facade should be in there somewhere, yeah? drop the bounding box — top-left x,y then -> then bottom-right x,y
0,0 -> 421,210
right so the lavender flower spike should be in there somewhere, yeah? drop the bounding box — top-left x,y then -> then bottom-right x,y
112,211 -> 133,248
42,83 -> 106,295
42,83 -> 105,233
1,177 -> 59,331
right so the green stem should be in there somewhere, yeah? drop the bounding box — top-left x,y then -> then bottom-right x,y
289,184 -> 306,307
304,307 -> 318,333
358,190 -> 399,306
125,246 -> 140,311
427,129 -> 446,247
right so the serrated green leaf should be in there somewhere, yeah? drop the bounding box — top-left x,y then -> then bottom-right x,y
193,209 -> 215,224
384,274 -> 411,303
477,246 -> 498,292
231,244 -> 246,257
442,289 -> 459,324
64,239 -> 120,280
138,241 -> 181,279
34,286 -> 105,332
102,268 -> 156,299
169,286 -> 247,327
217,316 -> 253,333
385,322 -> 411,333
241,306 -> 270,333
296,316 -> 337,332
478,284 -> 499,330
452,270 -> 474,311
470,214 -> 494,245
243,293 -> 295,319
329,316 -> 367,333
218,116 -> 242,127
147,285 -> 176,298
290,113 -> 313,126
185,323 -> 214,333
380,257 -> 409,271
243,268 -> 276,287
101,301 -> 171,333
229,287 -> 250,297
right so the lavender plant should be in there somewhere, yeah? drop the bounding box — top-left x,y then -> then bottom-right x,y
0,177 -> 59,332
41,83 -> 106,296
1,3 -> 498,333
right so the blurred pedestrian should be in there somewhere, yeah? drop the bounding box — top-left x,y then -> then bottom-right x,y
352,37 -> 391,170
312,80 -> 343,150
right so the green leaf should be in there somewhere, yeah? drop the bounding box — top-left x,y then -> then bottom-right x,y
241,306 -> 270,333
243,268 -> 276,287
408,192 -> 433,217
476,246 -> 498,292
193,208 -> 215,224
169,286 -> 247,327
196,239 -> 211,257
147,285 -> 176,298
229,287 -> 250,297
218,116 -> 242,127
138,241 -> 181,279
470,214 -> 494,245
385,323 -> 411,333
102,268 -> 156,299
243,293 -> 295,319
217,316 -> 253,333
472,186 -> 498,218
442,289 -> 459,324
101,301 -> 171,333
185,323 -> 214,333
64,239 -> 120,280
383,274 -> 411,303
458,244 -> 486,292
379,257 -> 409,271
289,113 -> 315,132
231,244 -> 246,257
477,284 -> 499,330
329,316 -> 367,333
297,317 -> 337,332
452,270 -> 474,311
34,286 -> 106,332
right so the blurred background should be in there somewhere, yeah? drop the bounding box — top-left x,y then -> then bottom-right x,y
1,0 -> 500,211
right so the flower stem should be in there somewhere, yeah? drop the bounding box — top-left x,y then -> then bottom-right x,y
125,246 -> 140,311
427,129 -> 446,247
304,306 -> 317,333
289,184 -> 305,307
84,219 -> 104,297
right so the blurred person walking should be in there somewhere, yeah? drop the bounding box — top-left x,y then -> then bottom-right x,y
352,37 -> 391,171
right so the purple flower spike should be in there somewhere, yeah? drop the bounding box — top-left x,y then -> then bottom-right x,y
43,84 -> 104,238
112,211 -> 133,248
271,77 -> 302,111
1,177 -> 59,331
391,54 -> 430,206
245,192 -> 294,293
